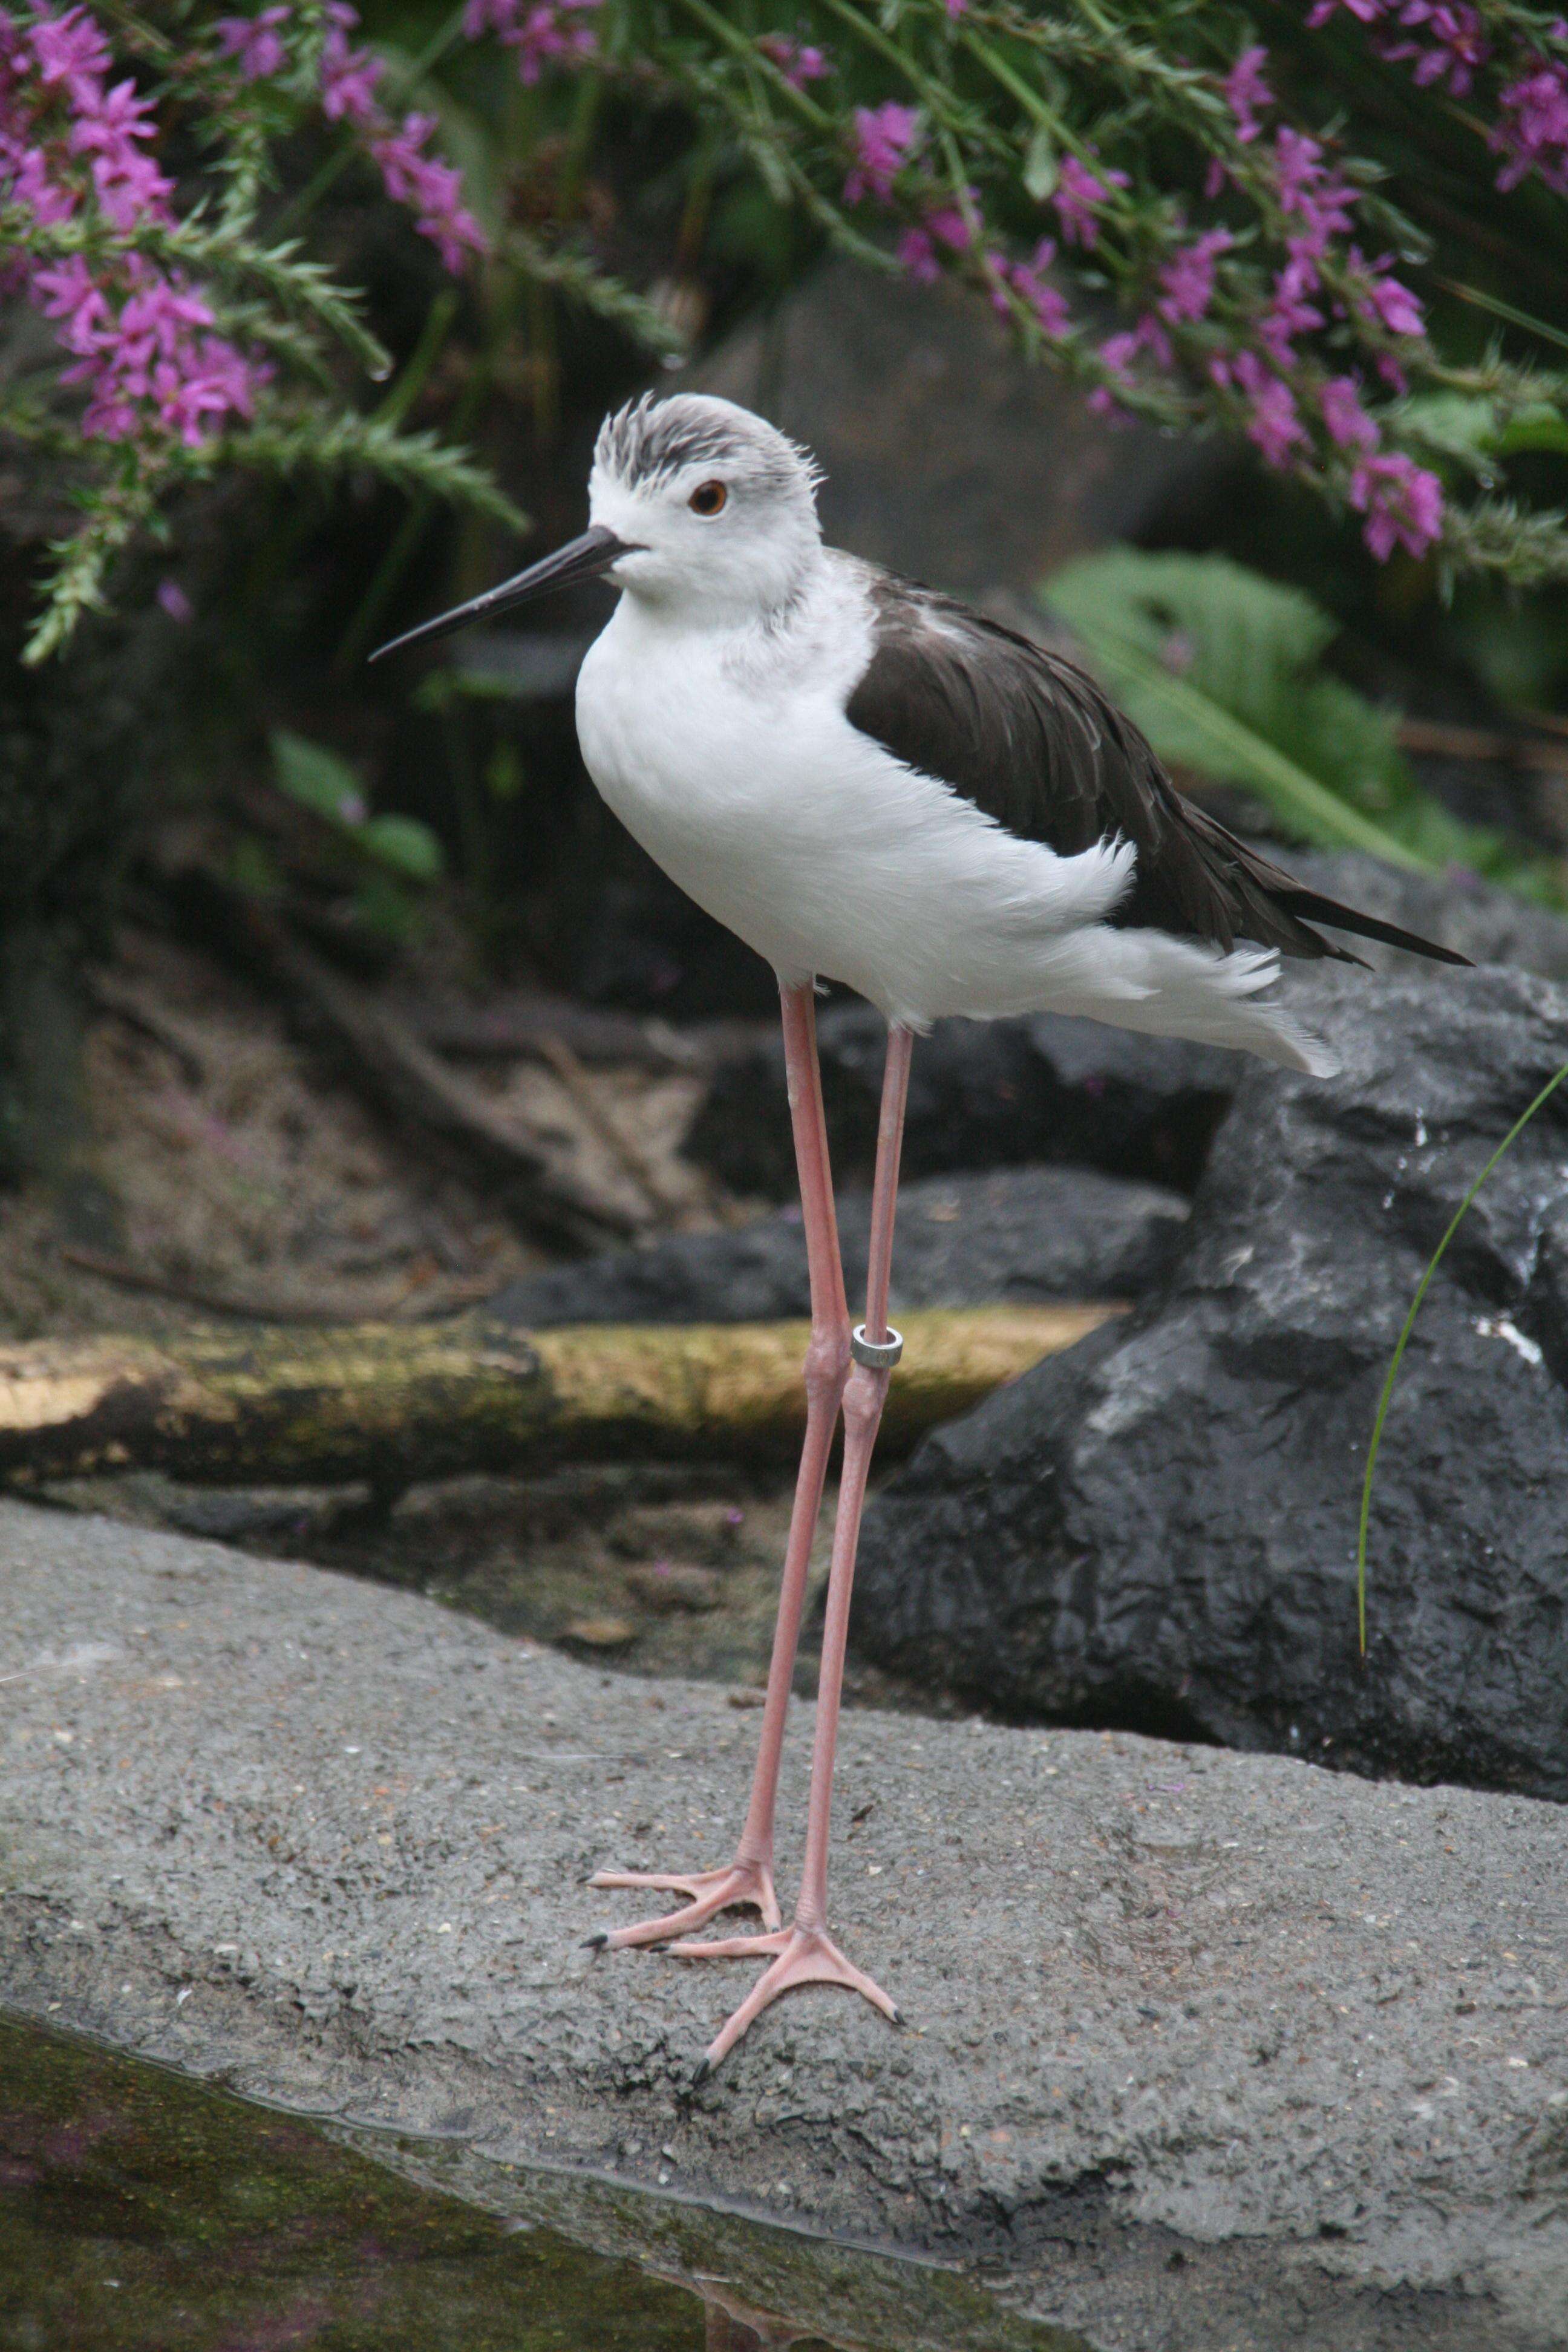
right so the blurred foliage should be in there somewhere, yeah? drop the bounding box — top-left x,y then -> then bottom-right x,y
4,0 -> 1568,1187
1045,547 -> 1563,900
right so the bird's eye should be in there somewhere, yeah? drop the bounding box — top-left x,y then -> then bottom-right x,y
688,480 -> 728,517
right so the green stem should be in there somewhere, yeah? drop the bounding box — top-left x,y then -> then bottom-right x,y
373,289 -> 460,432
670,0 -> 835,131
1355,1060 -> 1568,1655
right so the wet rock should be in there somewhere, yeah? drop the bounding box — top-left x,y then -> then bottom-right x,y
852,962 -> 1568,1802
489,1163 -> 1187,1326
4,1500 -> 1567,2348
683,999 -> 1236,1195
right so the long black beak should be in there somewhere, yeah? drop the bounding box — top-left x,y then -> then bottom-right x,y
367,524 -> 635,665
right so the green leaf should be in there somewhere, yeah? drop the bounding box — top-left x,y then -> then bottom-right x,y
270,730 -> 366,826
1040,548 -> 1530,883
1023,122 -> 1057,201
359,813 -> 445,881
351,871 -> 424,943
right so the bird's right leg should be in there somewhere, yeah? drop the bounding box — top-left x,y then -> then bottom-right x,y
586,978 -> 850,1951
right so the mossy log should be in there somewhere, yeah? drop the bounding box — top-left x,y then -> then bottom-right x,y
0,1304 -> 1118,1488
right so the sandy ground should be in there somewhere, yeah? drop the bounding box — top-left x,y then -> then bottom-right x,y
3,1501 -> 1567,2352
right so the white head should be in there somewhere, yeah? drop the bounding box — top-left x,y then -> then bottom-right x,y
589,393 -> 824,622
368,393 -> 823,667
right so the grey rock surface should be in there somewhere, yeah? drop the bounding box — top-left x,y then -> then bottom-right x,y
2,1501 -> 1567,2350
688,261 -> 1222,601
489,1166 -> 1187,1328
854,962 -> 1568,1802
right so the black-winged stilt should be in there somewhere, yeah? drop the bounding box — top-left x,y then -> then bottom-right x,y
373,391 -> 1466,2077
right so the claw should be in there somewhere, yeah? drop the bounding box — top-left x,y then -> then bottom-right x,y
582,1931 -> 610,1953
687,1922 -> 898,2076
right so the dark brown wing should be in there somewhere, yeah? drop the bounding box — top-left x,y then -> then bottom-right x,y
844,572 -> 1470,969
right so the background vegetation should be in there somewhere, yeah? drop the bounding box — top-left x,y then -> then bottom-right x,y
5,0 -> 1568,1208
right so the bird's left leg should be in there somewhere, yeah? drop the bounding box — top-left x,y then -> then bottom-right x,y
671,1024 -> 913,2077
584,979 -> 850,1951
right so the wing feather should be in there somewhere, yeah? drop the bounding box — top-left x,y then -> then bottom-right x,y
844,572 -> 1469,969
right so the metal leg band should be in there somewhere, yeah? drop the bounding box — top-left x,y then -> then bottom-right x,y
851,1322 -> 903,1371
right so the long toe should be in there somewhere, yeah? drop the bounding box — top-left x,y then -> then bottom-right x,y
587,1858 -> 781,1950
667,1930 -> 789,1961
694,1922 -> 899,2075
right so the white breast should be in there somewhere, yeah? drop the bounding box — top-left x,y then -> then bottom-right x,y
575,558 -> 1138,1027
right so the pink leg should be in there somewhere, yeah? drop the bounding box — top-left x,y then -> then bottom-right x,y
587,981 -> 851,1950
674,1025 -> 914,2077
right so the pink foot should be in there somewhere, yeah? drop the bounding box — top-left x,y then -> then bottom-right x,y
668,1922 -> 899,2077
585,1857 -> 782,1951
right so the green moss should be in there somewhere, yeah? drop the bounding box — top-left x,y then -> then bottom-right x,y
0,2015 -> 1080,2352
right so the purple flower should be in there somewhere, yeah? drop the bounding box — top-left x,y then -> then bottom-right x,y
156,578 -> 193,622
319,11 -> 382,125
463,0 -> 599,83
1003,237 -> 1071,336
1319,374 -> 1379,449
1492,62 -> 1568,195
757,33 -> 829,89
1223,350 -> 1308,468
1053,152 -> 1129,249
214,7 -> 290,81
1382,2 -> 1490,96
370,112 -> 486,270
27,7 -> 109,107
896,204 -> 970,284
1353,255 -> 1424,336
1089,312 -> 1171,414
1257,253 -> 1325,365
1155,227 -> 1232,324
1348,450 -> 1444,560
1223,45 -> 1273,142
68,74 -> 173,225
843,101 -> 920,205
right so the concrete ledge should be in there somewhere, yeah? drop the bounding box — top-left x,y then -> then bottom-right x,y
1,1500 -> 1565,2350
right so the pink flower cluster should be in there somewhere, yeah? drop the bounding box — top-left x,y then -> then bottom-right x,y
201,4 -> 485,268
843,100 -> 919,204
998,235 -> 1071,338
1053,152 -> 1129,248
757,31 -> 829,90
1065,44 -> 1443,562
369,110 -> 484,270
1492,59 -> 1568,193
1348,449 -> 1446,559
462,0 -> 599,88
1,7 -> 265,444
897,202 -> 969,284
1308,0 -> 1568,194
214,5 -> 288,80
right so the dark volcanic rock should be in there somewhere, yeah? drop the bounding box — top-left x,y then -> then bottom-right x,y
682,858 -> 1568,1199
852,962 -> 1568,1803
489,1165 -> 1187,1327
684,999 -> 1235,1197
1273,847 -> 1568,979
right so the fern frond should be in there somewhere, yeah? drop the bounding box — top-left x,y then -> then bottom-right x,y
214,411 -> 525,531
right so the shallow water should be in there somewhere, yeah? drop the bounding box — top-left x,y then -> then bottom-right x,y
0,2014 -> 1078,2352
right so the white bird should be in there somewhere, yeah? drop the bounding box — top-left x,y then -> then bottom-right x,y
374,391 -> 1464,2079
